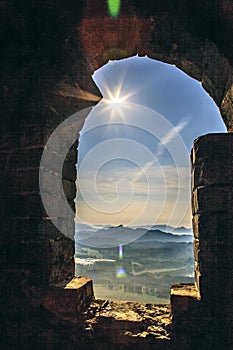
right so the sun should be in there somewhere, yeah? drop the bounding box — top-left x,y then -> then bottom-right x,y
104,88 -> 131,105
108,96 -> 125,104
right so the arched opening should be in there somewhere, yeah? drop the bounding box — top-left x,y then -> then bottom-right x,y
1,1 -> 233,348
40,0 -> 233,287
74,56 -> 226,303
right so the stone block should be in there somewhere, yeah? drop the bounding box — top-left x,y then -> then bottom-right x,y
0,240 -> 52,280
192,158 -> 233,189
1,218 -> 43,242
14,168 -> 39,193
0,132 -> 18,151
42,277 -> 94,319
198,269 -> 232,306
192,212 -> 233,242
39,219 -> 69,240
193,238 -> 231,267
49,235 -> 74,265
49,235 -> 75,283
194,235 -> 232,270
18,125 -> 45,149
42,217 -> 75,241
171,283 -> 200,349
171,283 -> 200,316
0,216 -> 73,244
192,186 -> 233,215
8,148 -> 43,169
5,193 -> 45,217
193,134 -> 233,163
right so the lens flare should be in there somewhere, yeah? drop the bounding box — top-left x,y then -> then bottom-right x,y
107,0 -> 121,18
103,87 -> 131,106
116,267 -> 127,278
119,244 -> 123,259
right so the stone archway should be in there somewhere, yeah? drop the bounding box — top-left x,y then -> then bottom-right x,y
1,0 -> 232,291
54,0 -> 233,284
0,1 -> 232,349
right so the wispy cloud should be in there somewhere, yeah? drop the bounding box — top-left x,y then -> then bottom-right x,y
156,119 -> 189,158
132,118 -> 189,183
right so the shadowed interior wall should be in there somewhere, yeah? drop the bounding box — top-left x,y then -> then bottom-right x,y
0,1 -> 232,349
171,133 -> 233,350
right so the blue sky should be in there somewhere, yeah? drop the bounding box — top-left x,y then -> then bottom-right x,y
76,56 -> 226,228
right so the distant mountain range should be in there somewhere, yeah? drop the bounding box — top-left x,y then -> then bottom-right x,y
75,224 -> 193,248
148,225 -> 192,235
75,223 -> 192,234
134,229 -> 193,243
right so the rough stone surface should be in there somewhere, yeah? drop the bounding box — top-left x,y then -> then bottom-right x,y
78,300 -> 172,350
43,277 -> 94,318
170,134 -> 233,350
0,2 -> 233,350
188,134 -> 233,349
171,283 -> 201,349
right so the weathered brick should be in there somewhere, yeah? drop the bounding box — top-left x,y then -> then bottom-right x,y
48,217 -> 75,241
194,236 -> 232,274
193,134 -> 233,163
1,239 -> 51,267
192,186 -> 233,215
14,168 -> 39,193
0,132 -> 19,151
191,134 -> 233,323
8,148 -> 43,169
5,193 -> 45,217
18,126 -> 45,149
192,212 -> 233,242
1,218 -> 42,242
199,272 -> 232,305
171,283 -> 200,315
42,277 -> 94,318
192,158 -> 233,189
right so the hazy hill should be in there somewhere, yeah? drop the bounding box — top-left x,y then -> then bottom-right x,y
75,224 -> 193,248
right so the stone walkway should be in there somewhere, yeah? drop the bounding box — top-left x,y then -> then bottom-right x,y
79,300 -> 173,349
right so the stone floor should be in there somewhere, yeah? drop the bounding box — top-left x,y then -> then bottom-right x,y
78,299 -> 173,349
0,274 -> 173,350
